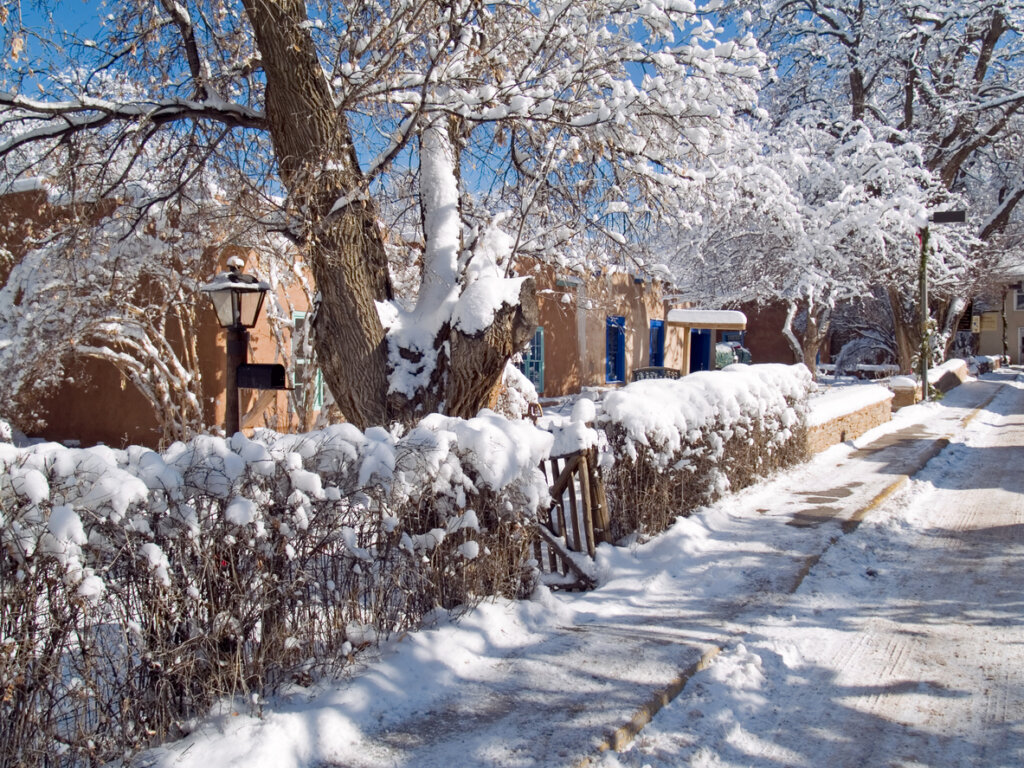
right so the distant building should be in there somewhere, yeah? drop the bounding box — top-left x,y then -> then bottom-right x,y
974,271 -> 1024,364
514,258 -> 725,399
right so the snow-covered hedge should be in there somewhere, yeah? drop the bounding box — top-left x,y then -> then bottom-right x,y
0,364 -> 815,765
0,412 -> 551,766
598,364 -> 812,538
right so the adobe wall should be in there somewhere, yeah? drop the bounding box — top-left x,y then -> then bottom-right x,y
976,291 -> 1019,364
737,301 -> 834,366
524,260 -> 681,397
806,398 -> 892,454
736,302 -> 796,365
23,247 -> 314,448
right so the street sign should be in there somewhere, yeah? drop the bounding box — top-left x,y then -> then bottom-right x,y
237,363 -> 289,390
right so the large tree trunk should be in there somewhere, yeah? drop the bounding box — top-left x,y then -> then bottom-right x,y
938,297 -> 967,359
241,0 -> 392,430
446,290 -> 539,418
782,299 -> 831,378
801,304 -> 831,375
241,5 -> 535,427
888,286 -> 920,374
388,114 -> 538,421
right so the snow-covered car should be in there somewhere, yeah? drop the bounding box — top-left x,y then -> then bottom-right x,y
715,341 -> 752,368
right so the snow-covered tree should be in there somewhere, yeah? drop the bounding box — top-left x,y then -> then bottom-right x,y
1,0 -> 764,429
667,116 -> 957,373
740,0 -> 1023,370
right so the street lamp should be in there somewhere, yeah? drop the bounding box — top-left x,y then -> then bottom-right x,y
200,256 -> 270,435
919,209 -> 967,402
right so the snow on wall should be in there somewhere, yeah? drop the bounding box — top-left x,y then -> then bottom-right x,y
600,363 -> 812,465
806,394 -> 893,454
807,384 -> 893,428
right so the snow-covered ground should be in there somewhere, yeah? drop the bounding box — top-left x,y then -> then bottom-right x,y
140,370 -> 1024,768
599,371 -> 1024,767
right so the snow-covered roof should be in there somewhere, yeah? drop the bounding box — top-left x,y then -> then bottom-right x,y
666,308 -> 747,329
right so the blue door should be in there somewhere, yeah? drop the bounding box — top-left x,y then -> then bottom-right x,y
517,326 -> 545,394
606,316 -> 626,382
649,320 -> 665,367
690,329 -> 713,372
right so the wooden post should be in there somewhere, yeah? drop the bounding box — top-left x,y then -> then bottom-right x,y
578,455 -> 597,557
546,499 -> 560,572
587,447 -> 612,542
550,458 -> 563,536
681,326 -> 692,376
566,470 -> 582,552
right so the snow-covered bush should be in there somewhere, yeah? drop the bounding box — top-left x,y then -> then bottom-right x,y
598,364 -> 812,538
0,413 -> 551,766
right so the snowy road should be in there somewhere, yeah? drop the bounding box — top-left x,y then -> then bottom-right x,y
143,371 -> 1024,768
602,373 -> 1024,768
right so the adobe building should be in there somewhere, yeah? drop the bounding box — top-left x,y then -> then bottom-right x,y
514,258 -> 688,399
4,183 -> 772,447
0,186 -> 319,448
975,271 -> 1024,364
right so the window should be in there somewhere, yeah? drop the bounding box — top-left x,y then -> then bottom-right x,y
1015,290 -> 1024,312
606,316 -> 626,382
517,326 -> 545,394
649,320 -> 665,367
292,311 -> 324,410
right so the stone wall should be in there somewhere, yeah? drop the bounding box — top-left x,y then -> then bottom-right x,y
806,397 -> 893,454
931,358 -> 970,393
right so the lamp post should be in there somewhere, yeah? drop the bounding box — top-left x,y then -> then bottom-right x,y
200,257 -> 270,435
919,209 -> 967,401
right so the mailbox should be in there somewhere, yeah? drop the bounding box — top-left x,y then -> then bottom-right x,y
930,210 -> 966,224
236,363 -> 288,390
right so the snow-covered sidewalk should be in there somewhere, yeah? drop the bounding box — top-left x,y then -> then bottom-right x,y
140,370 -> 1022,768
601,369 -> 1024,768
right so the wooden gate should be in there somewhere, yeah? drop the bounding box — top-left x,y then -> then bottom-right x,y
533,446 -> 611,590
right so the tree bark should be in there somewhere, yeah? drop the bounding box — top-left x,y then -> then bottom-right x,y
446,285 -> 538,419
801,304 -> 832,376
238,7 -> 537,427
782,299 -> 831,378
388,113 -> 539,422
240,0 -> 392,430
849,68 -> 867,123
888,286 -> 919,374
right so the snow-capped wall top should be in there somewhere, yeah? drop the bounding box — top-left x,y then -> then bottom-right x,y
667,309 -> 747,328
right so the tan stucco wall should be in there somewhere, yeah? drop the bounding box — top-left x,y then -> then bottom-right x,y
20,245 -> 314,448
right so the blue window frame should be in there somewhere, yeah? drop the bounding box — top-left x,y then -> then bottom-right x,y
292,311 -> 324,409
606,316 -> 626,382
649,320 -> 665,367
517,326 -> 545,394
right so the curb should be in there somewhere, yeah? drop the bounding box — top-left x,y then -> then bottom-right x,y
578,378 -> 1007,765
574,645 -> 724,767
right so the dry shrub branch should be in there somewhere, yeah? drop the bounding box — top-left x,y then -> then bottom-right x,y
599,364 -> 812,539
0,413 -> 550,767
